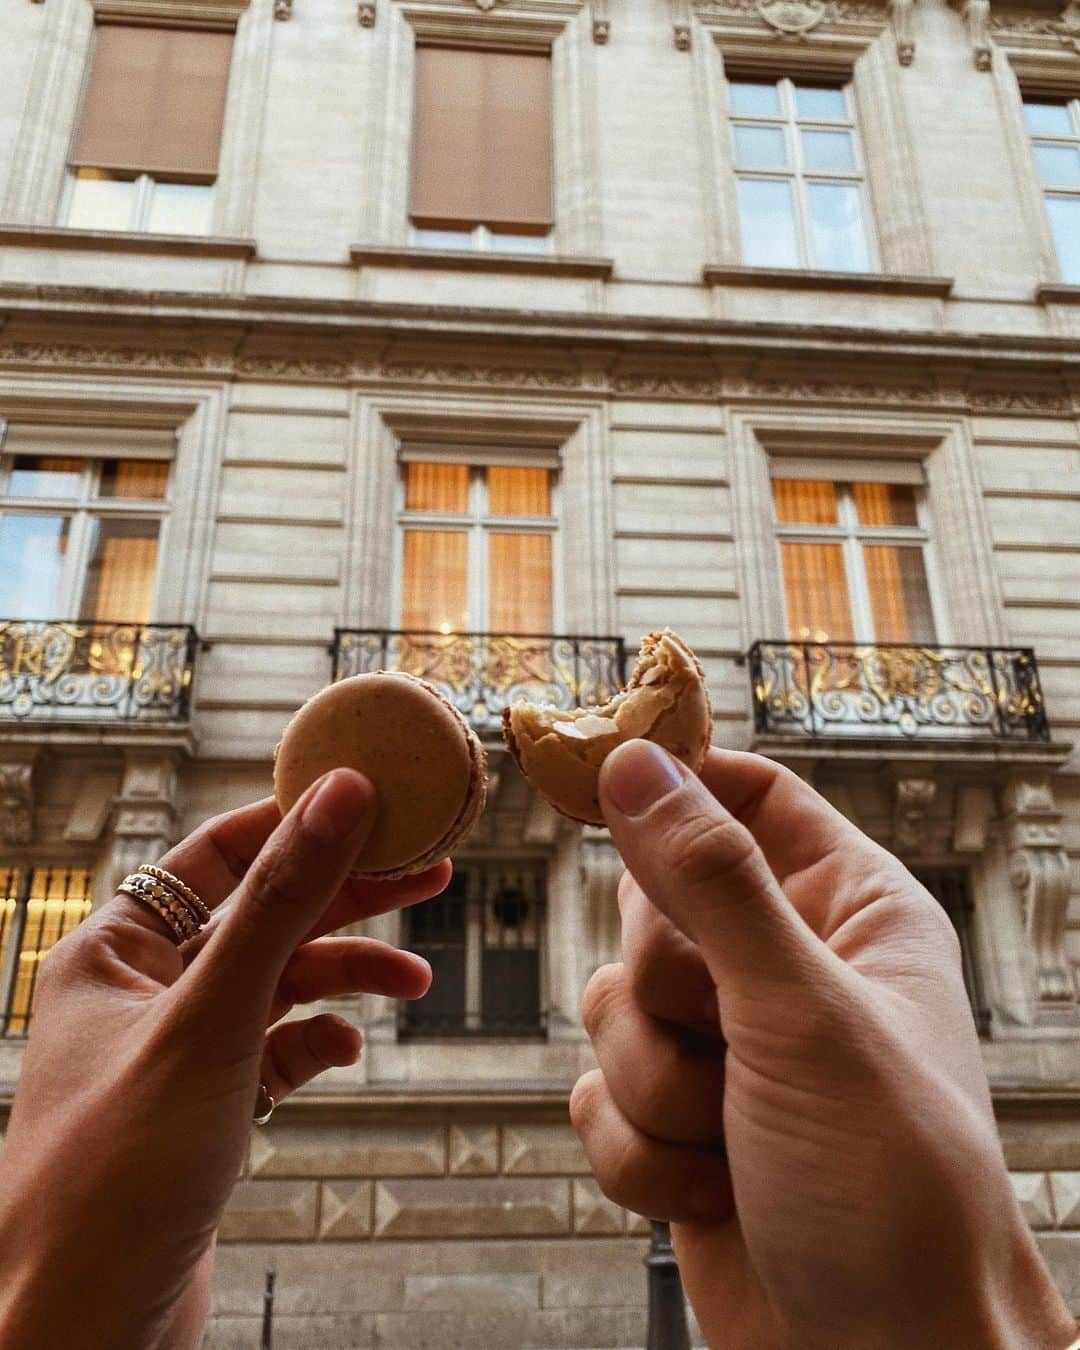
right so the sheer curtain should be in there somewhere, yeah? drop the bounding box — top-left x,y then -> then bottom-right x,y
81,520 -> 159,625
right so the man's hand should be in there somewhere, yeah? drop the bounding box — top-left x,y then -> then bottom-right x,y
570,741 -> 1076,1350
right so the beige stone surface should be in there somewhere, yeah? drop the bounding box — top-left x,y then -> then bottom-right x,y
573,1178 -> 626,1236
250,1124 -> 445,1178
319,1182 -> 374,1240
1009,1171 -> 1055,1230
374,1177 -> 572,1238
219,1182 -> 319,1243
1050,1173 -> 1080,1231
502,1123 -> 592,1176
448,1124 -> 499,1176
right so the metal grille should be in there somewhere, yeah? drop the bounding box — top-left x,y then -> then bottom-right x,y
0,866 -> 93,1036
400,860 -> 547,1038
913,868 -> 991,1037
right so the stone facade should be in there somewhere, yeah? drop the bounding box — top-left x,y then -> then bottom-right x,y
1,0 -> 1080,1345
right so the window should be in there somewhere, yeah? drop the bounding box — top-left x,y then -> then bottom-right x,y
63,24 -> 233,235
913,869 -> 990,1036
400,860 -> 546,1037
729,78 -> 874,272
410,45 -> 553,252
0,451 -> 169,623
1023,97 -> 1080,284
397,460 -> 556,636
0,867 -> 93,1036
771,475 -> 937,645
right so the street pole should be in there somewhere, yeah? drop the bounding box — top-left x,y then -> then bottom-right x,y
259,1269 -> 276,1350
645,1221 -> 690,1350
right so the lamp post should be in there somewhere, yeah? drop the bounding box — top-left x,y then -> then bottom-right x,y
260,1269 -> 276,1350
645,1220 -> 690,1350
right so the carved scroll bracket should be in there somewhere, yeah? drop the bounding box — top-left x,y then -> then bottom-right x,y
890,0 -> 914,63
0,749 -> 38,847
959,0 -> 992,68
274,0 -> 291,16
674,0 -> 692,47
892,774 -> 937,856
592,0 -> 610,42
1002,774 -> 1077,1017
359,0 -> 376,23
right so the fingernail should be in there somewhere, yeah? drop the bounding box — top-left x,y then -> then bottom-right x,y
302,769 -> 373,847
603,740 -> 686,817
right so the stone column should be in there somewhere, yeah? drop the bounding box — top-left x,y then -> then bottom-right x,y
1002,773 -> 1078,1026
0,746 -> 38,848
104,750 -> 182,899
582,827 -> 623,975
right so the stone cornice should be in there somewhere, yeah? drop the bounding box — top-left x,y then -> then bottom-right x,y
0,226 -> 256,260
350,244 -> 614,278
703,265 -> 954,296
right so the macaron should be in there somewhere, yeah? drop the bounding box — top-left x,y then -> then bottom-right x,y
274,671 -> 488,879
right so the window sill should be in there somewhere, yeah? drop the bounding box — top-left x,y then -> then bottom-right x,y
350,244 -> 614,279
1036,283 -> 1080,303
0,225 -> 256,260
702,264 -> 954,297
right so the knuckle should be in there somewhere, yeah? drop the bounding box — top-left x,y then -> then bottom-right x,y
664,808 -> 758,893
580,963 -> 624,1039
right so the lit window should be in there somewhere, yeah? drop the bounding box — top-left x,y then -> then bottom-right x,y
63,24 -> 233,235
0,867 -> 93,1036
1023,97 -> 1080,284
410,45 -> 553,253
772,477 -> 936,644
400,861 -> 546,1038
0,452 -> 169,623
729,77 -> 874,272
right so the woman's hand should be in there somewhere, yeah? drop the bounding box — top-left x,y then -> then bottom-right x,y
571,742 -> 1076,1350
0,768 -> 447,1350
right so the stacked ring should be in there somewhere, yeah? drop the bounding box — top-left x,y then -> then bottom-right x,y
137,865 -> 212,925
117,869 -> 208,945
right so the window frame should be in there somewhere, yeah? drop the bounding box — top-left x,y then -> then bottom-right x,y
771,479 -> 944,645
1021,94 -> 1080,284
728,76 -> 879,272
0,864 -> 94,1038
393,457 -> 563,637
0,451 -> 172,623
60,169 -> 215,236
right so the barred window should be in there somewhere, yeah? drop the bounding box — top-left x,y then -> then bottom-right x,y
0,867 -> 93,1036
400,860 -> 547,1038
913,868 -> 990,1037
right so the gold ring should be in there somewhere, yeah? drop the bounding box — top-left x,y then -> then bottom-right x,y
138,865 -> 211,925
253,1082 -> 275,1125
117,871 -> 205,946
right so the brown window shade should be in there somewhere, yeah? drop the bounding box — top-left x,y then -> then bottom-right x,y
71,24 -> 233,179
411,46 -> 552,231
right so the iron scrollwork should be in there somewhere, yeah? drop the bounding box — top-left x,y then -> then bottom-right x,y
747,640 -> 1050,741
333,630 -> 628,735
0,621 -> 198,723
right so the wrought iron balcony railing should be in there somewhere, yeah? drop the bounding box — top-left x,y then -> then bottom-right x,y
333,629 -> 627,735
0,621 -> 199,724
747,640 -> 1050,742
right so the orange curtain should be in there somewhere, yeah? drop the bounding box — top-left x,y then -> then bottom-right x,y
772,479 -> 838,525
852,482 -> 917,527
487,466 -> 551,517
405,463 -> 469,514
488,534 -> 552,633
82,522 -> 159,624
780,541 -> 853,643
401,530 -> 469,631
864,546 -> 935,644
7,868 -> 92,1036
101,460 -> 169,500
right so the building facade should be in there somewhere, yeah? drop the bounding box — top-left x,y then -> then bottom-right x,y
1,0 -> 1079,1344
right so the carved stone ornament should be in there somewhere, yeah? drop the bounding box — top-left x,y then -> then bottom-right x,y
359,0 -> 376,22
1050,0 -> 1080,51
0,761 -> 34,847
593,0 -> 610,41
758,0 -> 825,32
274,0 -> 291,15
890,0 -> 915,62
962,0 -> 992,68
674,0 -> 692,47
892,775 -> 937,856
1003,774 -> 1076,1012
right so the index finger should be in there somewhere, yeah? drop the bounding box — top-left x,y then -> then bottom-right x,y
157,797 -> 282,911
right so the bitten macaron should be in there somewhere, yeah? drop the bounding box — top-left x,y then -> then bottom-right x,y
274,671 -> 488,879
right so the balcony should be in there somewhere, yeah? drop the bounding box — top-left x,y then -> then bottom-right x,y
746,641 -> 1050,742
0,621 -> 198,724
332,630 -> 627,736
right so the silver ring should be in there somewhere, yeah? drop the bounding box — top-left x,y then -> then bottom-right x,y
253,1082 -> 275,1125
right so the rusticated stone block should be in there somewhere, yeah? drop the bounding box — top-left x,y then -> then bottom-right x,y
626,1210 -> 652,1236
249,1124 -> 445,1178
501,1123 -> 590,1175
319,1181 -> 373,1239
448,1124 -> 498,1175
1050,1172 -> 1080,1229
218,1181 -> 318,1242
573,1178 -> 625,1235
403,1273 -> 540,1311
1010,1172 -> 1054,1229
540,1241 -> 649,1309
374,1177 -> 571,1238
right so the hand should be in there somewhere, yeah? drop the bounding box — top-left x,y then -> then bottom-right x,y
0,769 -> 448,1350
570,742 -> 1076,1350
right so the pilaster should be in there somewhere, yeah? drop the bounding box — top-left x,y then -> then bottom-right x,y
104,749 -> 183,896
0,746 -> 39,847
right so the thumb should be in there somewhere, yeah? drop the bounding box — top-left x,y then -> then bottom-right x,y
186,768 -> 376,1022
598,740 -> 832,1018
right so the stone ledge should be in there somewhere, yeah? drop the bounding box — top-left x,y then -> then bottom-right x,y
703,264 -> 954,297
1037,283 -> 1080,304
0,225 -> 256,260
752,735 -> 1073,769
350,244 -> 614,279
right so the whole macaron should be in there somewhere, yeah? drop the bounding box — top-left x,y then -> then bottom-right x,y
274,671 -> 488,879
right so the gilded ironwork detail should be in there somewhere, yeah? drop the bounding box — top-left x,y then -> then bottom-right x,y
747,641 -> 1050,741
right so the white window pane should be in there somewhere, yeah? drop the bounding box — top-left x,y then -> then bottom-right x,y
412,227 -> 476,250
0,515 -> 70,618
733,124 -> 789,169
7,456 -> 82,499
65,172 -> 136,231
801,128 -> 856,172
145,182 -> 213,236
729,82 -> 781,117
1033,143 -> 1080,187
794,86 -> 848,122
1024,101 -> 1074,137
488,231 -> 551,253
807,182 -> 871,271
737,178 -> 800,267
1046,196 -> 1080,283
